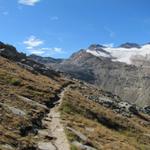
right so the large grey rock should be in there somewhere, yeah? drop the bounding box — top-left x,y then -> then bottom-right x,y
66,127 -> 87,142
9,107 -> 26,116
142,106 -> 150,115
1,144 -> 14,150
72,141 -> 97,150
17,95 -> 48,109
38,142 -> 56,150
0,102 -> 26,116
86,92 -> 146,116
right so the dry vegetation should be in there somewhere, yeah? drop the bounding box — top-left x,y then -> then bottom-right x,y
0,56 -> 69,150
0,56 -> 150,150
60,84 -> 150,150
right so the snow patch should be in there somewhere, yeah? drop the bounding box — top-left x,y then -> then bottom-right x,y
86,49 -> 111,58
86,44 -> 150,64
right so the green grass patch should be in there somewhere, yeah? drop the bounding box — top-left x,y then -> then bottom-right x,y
9,78 -> 21,86
70,144 -> 79,150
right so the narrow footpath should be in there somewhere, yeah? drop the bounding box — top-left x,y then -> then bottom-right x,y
38,86 -> 71,150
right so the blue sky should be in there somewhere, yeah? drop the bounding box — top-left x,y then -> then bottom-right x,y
0,0 -> 150,58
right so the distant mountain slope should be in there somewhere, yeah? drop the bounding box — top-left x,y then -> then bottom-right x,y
28,54 -> 63,64
47,43 -> 150,107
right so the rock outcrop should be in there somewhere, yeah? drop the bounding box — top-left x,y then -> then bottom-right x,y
43,44 -> 150,107
0,41 -> 60,79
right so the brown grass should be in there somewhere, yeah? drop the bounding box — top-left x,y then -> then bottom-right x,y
60,84 -> 150,150
0,56 -> 69,149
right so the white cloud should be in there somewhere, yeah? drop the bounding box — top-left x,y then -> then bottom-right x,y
52,47 -> 62,52
30,49 -> 45,55
29,47 -> 63,56
40,47 -> 62,52
18,0 -> 41,6
23,36 -> 44,49
50,16 -> 59,21
23,36 -> 63,56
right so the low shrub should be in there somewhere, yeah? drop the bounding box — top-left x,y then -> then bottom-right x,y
10,78 -> 21,86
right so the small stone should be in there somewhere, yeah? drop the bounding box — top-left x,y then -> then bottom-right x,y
38,142 -> 57,150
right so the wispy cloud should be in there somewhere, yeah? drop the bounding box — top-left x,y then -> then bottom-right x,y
23,36 -> 44,49
29,47 -> 63,55
18,0 -> 41,6
23,36 -> 63,56
28,47 -> 63,56
104,26 -> 115,38
29,49 -> 45,55
52,47 -> 62,52
50,16 -> 59,21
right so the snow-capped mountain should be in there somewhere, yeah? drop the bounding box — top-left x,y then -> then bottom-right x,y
29,42 -> 150,107
86,44 -> 112,58
86,43 -> 150,65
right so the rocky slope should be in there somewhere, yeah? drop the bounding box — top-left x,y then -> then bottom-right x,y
28,54 -> 63,68
0,56 -> 72,150
32,43 -> 150,107
0,42 -> 71,149
60,82 -> 150,150
0,41 -> 150,150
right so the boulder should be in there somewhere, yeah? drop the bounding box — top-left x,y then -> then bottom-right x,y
142,106 -> 150,115
72,141 -> 97,150
38,142 -> 56,150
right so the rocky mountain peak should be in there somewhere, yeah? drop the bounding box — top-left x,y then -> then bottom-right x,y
0,41 -> 4,45
0,41 -> 6,50
28,54 -> 63,64
0,42 -> 26,61
86,44 -> 112,58
88,44 -> 106,50
119,42 -> 141,49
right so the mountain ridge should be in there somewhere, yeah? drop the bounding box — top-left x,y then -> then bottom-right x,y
28,42 -> 150,107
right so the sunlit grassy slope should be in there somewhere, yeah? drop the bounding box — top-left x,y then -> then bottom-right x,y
0,56 -> 69,149
60,83 -> 150,150
0,56 -> 150,150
